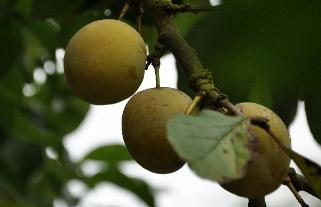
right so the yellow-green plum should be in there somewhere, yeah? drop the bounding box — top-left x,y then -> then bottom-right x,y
122,87 -> 196,174
221,102 -> 291,198
64,19 -> 146,105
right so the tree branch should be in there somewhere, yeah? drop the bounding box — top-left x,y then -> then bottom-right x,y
143,0 -> 240,115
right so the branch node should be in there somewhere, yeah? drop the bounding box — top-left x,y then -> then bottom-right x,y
189,69 -> 213,92
145,41 -> 167,70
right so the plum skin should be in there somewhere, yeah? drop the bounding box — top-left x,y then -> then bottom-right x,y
122,87 -> 195,174
64,19 -> 146,105
221,102 -> 291,198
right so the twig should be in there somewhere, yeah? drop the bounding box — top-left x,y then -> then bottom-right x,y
288,168 -> 319,199
154,65 -> 160,88
185,91 -> 205,115
118,1 -> 130,20
135,1 -> 144,33
217,97 -> 241,115
166,3 -> 216,14
145,41 -> 164,88
248,198 -> 267,207
284,176 -> 309,207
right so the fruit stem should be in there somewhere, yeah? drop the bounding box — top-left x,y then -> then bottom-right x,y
118,2 -> 130,20
185,93 -> 203,115
248,198 -> 267,207
284,176 -> 309,207
154,66 -> 160,88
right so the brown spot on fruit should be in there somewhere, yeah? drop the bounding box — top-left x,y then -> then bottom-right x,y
128,66 -> 137,79
221,102 -> 291,198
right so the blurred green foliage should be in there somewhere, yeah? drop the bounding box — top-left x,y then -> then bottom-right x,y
178,0 -> 321,143
0,0 -> 320,206
0,0 -> 156,206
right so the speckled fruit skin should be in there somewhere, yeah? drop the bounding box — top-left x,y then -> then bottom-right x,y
221,102 -> 291,198
122,87 -> 195,174
64,19 -> 146,105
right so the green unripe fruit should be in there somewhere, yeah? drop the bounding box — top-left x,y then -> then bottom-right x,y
64,19 -> 146,105
122,87 -> 195,174
221,102 -> 291,198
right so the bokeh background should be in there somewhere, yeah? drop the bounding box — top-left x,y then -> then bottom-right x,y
0,0 -> 321,206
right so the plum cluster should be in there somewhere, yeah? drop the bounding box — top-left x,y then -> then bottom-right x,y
64,19 -> 291,199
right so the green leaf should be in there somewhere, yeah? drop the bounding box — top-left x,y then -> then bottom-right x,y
26,152 -> 79,206
24,74 -> 90,137
86,168 -> 155,207
182,0 -> 211,4
304,61 -> 321,145
27,161 -> 66,206
0,20 -> 22,78
31,0 -> 84,18
305,95 -> 321,145
0,139 -> 44,188
82,144 -> 132,164
0,202 -> 34,207
10,111 -> 61,149
179,0 -> 321,125
174,0 -> 214,37
28,20 -> 59,56
0,66 -> 24,129
13,0 -> 33,17
45,97 -> 89,135
174,12 -> 208,37
174,0 -> 217,38
175,0 -> 213,35
57,11 -> 97,47
167,110 -> 252,183
0,159 -> 21,200
141,24 -> 157,52
288,150 -> 321,199
20,27 -> 48,73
